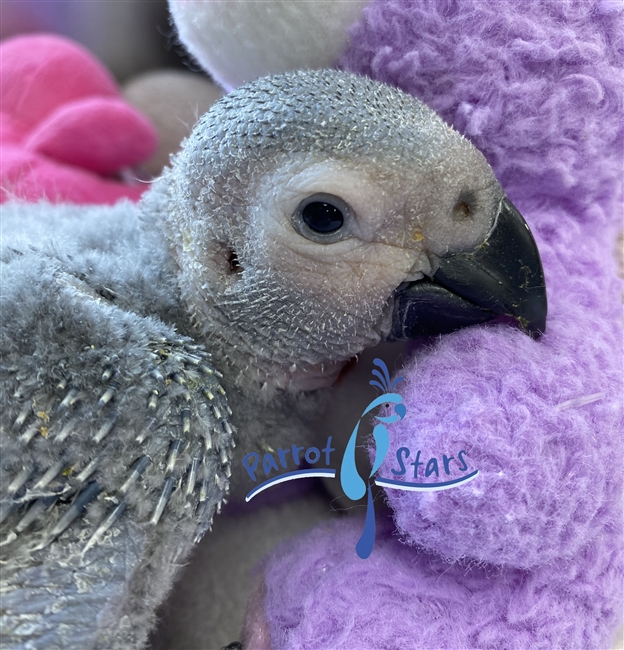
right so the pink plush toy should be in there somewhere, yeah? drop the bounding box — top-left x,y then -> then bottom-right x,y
0,34 -> 157,205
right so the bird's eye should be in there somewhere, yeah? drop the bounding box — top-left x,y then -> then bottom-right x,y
293,193 -> 351,242
302,201 -> 344,233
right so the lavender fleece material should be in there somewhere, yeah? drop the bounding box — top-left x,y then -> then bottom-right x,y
260,1 -> 623,648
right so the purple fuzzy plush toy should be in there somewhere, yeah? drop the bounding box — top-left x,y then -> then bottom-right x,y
219,2 -> 621,648
163,1 -> 623,647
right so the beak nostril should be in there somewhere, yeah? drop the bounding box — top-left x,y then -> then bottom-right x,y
389,197 -> 547,340
452,201 -> 472,221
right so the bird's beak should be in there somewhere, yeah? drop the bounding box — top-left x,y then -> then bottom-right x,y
389,198 -> 547,340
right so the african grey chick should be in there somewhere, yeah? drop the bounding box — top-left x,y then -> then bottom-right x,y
0,70 -> 546,649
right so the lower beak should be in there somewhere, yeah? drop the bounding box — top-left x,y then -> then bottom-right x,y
389,197 -> 547,340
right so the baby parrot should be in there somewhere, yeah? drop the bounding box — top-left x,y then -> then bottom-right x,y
0,70 -> 546,649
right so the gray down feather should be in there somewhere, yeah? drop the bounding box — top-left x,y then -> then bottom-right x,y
0,69 -> 528,649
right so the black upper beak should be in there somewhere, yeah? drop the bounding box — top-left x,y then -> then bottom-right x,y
389,197 -> 547,341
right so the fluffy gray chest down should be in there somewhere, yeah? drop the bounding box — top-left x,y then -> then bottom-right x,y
1,201 -> 234,649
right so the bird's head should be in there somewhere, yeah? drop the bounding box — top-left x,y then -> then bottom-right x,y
144,70 -> 546,393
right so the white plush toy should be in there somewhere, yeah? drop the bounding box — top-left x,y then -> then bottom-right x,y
169,0 -> 368,91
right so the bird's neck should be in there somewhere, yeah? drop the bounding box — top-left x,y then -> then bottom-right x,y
192,321 -> 349,397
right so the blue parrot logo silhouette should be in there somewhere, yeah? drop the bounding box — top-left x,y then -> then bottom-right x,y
340,358 -> 406,559
242,357 -> 478,558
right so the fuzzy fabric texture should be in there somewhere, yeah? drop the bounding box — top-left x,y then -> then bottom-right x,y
169,0 -> 368,91
259,1 -> 623,648
0,34 -> 157,204
262,515 -> 622,650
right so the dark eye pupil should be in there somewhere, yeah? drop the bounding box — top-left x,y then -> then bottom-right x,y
302,201 -> 344,233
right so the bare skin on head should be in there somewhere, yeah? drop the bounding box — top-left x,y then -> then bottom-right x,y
147,71 -> 508,395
